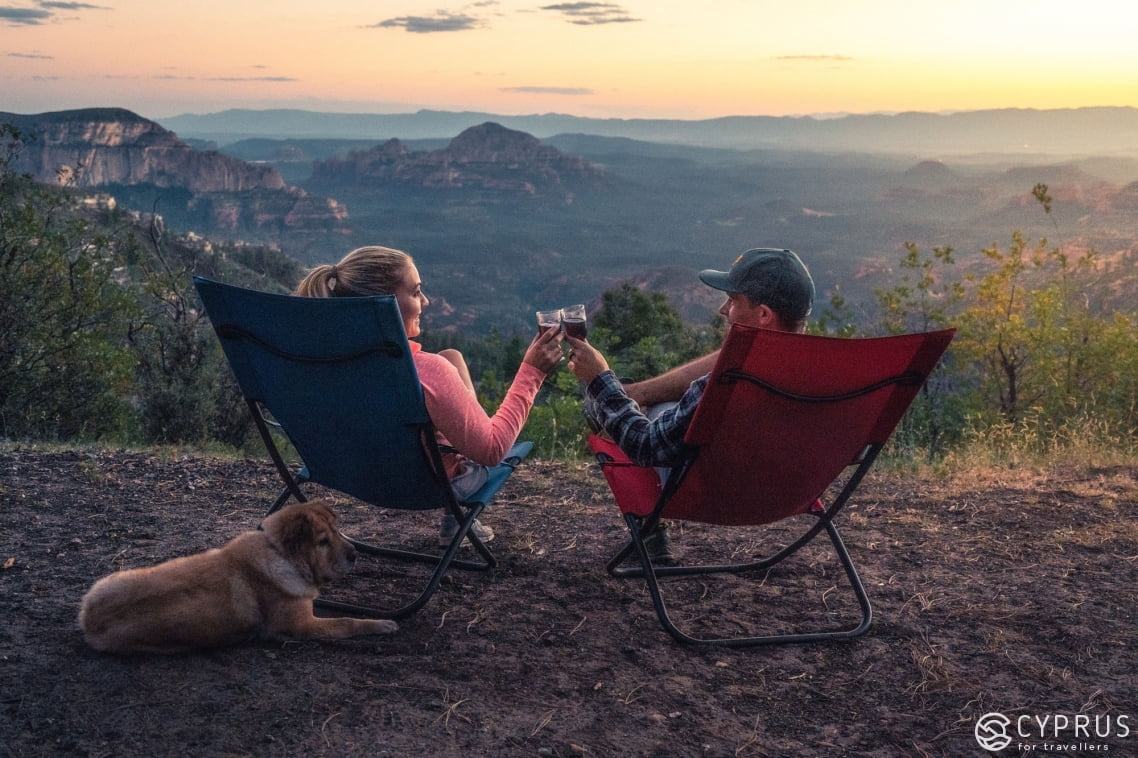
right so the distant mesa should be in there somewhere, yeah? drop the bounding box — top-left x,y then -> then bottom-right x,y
0,107 -> 282,192
901,160 -> 959,189
308,122 -> 605,196
0,107 -> 347,238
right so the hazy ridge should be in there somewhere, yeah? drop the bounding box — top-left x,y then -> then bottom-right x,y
159,106 -> 1138,157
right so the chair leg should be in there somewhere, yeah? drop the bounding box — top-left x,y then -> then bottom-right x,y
314,500 -> 497,620
267,483 -> 303,514
622,514 -> 873,646
273,450 -> 526,619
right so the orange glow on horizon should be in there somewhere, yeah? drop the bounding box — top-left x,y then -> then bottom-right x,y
2,0 -> 1135,119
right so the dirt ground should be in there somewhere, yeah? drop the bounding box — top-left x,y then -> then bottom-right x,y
1,447 -> 1136,757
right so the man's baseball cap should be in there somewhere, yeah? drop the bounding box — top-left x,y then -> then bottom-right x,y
698,248 -> 815,322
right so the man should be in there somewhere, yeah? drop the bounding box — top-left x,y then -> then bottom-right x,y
565,248 -> 815,560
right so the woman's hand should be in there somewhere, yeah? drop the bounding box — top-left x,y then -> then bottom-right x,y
565,336 -> 610,385
522,327 -> 565,374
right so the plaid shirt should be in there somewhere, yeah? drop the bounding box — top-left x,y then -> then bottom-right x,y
585,370 -> 710,467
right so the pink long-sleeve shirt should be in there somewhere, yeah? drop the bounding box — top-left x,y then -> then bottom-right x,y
410,341 -> 545,477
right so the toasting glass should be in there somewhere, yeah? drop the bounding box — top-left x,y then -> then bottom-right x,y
561,304 -> 587,339
536,309 -> 562,334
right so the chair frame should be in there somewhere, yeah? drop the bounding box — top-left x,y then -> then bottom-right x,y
254,399 -> 527,620
594,326 -> 954,647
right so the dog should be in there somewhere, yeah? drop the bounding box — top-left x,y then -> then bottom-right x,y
78,499 -> 397,654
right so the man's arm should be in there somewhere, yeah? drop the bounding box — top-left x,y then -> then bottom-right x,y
623,350 -> 720,408
566,335 -> 707,467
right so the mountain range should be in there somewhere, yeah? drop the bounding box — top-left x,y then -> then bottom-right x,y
4,106 -> 1137,334
159,107 -> 1138,157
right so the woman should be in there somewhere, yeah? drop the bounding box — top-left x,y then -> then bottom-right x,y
295,245 -> 564,545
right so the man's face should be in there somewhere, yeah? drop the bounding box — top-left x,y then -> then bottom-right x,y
718,292 -> 780,330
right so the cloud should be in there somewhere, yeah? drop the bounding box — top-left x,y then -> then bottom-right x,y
0,1 -> 107,26
9,51 -> 53,59
371,12 -> 482,33
209,76 -> 298,82
39,1 -> 108,9
501,86 -> 593,96
540,2 -> 640,25
775,54 -> 854,63
147,74 -> 299,83
0,7 -> 52,25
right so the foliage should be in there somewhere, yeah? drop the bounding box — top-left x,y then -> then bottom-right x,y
126,227 -> 251,447
592,284 -> 684,352
589,283 -> 721,382
809,285 -> 861,338
1,121 -> 305,447
953,230 -> 1136,428
863,242 -> 968,459
522,371 -> 592,460
865,185 -> 1137,463
0,126 -> 138,440
873,242 -> 962,335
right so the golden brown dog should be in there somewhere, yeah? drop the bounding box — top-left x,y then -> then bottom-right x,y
78,499 -> 396,654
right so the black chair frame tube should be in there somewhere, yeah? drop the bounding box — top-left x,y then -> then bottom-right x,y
251,399 -> 499,620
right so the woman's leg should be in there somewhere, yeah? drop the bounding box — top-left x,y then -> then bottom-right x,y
438,348 -> 476,394
440,462 -> 493,545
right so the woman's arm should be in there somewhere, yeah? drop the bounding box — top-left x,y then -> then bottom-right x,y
418,330 -> 562,465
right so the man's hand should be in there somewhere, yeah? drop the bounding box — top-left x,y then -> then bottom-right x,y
565,336 -> 610,385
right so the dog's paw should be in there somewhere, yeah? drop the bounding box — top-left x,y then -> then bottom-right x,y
369,619 -> 398,635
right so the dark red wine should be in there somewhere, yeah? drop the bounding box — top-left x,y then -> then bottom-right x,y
563,318 -> 587,339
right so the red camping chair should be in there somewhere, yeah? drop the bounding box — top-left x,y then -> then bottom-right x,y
588,324 -> 955,647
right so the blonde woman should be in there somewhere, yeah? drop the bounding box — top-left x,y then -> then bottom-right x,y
295,245 -> 564,545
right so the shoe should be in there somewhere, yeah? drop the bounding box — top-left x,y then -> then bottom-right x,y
439,514 -> 495,547
643,523 -> 676,566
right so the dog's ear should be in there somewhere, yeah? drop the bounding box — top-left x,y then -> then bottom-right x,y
282,501 -> 340,548
308,499 -> 337,526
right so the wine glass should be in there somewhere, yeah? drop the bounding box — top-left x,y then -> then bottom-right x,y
561,304 -> 587,339
536,309 -> 562,334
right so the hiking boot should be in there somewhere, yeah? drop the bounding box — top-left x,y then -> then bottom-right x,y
643,523 -> 676,566
439,514 -> 495,547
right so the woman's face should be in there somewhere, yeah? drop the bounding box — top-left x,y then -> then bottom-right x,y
395,263 -> 429,338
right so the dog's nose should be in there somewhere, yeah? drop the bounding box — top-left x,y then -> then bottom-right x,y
345,542 -> 358,564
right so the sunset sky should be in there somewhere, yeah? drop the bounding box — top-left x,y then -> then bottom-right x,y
3,0 -> 1136,121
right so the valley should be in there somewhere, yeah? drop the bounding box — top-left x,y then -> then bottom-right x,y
5,107 -> 1138,335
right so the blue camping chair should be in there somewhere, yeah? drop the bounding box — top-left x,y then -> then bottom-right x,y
194,276 -> 532,619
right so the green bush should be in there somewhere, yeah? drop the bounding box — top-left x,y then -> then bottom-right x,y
0,127 -> 138,441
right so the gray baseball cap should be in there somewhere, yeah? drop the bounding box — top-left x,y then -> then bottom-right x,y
698,248 -> 815,322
